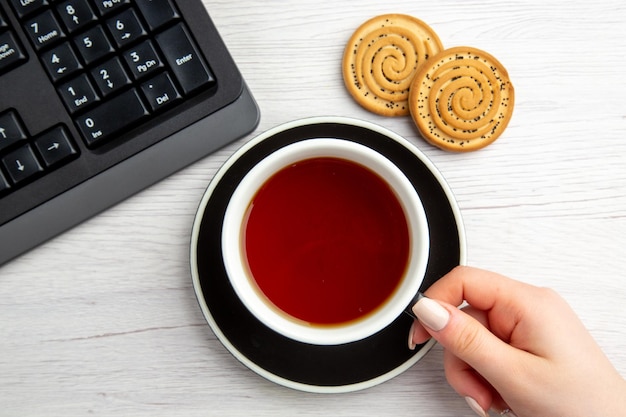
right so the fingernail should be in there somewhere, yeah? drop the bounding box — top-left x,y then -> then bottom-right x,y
411,296 -> 450,331
408,321 -> 416,350
465,397 -> 488,417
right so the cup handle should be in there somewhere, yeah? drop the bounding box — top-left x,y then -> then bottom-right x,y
403,291 -> 425,320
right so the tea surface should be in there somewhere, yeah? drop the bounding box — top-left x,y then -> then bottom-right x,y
243,157 -> 410,325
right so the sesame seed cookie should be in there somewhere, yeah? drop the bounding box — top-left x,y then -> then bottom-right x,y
343,14 -> 443,116
409,46 -> 514,151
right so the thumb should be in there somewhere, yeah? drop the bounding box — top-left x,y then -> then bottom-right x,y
412,295 -> 521,385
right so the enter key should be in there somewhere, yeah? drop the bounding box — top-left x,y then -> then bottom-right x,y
155,23 -> 215,95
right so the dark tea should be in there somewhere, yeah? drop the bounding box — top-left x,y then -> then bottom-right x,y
243,157 -> 410,326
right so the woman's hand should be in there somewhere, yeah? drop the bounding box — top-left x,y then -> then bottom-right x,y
409,266 -> 626,417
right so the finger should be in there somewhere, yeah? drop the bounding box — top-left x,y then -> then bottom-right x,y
443,350 -> 512,414
422,266 -> 542,348
423,266 -> 528,312
441,306 -> 503,411
443,348 -> 495,411
411,295 -> 537,389
410,303 -> 489,347
409,318 -> 431,346
430,267 -> 600,360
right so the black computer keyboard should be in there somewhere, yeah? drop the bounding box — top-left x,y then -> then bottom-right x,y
0,0 -> 260,265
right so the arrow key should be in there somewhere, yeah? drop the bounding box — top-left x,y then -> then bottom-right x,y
0,110 -> 28,153
40,42 -> 83,82
1,144 -> 43,185
34,125 -> 78,168
106,9 -> 147,48
90,57 -> 131,98
55,0 -> 97,34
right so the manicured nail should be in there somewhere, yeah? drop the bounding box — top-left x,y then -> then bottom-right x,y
411,296 -> 450,331
465,397 -> 488,417
408,321 -> 417,350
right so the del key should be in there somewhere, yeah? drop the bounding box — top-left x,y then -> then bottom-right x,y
155,23 -> 214,95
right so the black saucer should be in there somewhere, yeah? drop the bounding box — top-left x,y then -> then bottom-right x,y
191,117 -> 465,392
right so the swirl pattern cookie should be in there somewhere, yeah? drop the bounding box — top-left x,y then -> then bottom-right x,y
409,46 -> 514,151
343,14 -> 443,116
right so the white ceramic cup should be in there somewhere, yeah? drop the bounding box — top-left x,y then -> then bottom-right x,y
221,138 -> 429,345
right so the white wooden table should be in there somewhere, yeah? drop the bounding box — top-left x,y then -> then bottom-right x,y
2,1 -> 625,415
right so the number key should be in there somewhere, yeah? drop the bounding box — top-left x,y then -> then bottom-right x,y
75,89 -> 149,147
40,42 -> 82,82
90,57 -> 131,97
57,74 -> 100,114
122,40 -> 164,80
73,25 -> 114,65
106,9 -> 147,48
56,0 -> 97,34
23,10 -> 66,50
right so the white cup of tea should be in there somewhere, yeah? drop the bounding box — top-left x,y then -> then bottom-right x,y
221,138 -> 429,345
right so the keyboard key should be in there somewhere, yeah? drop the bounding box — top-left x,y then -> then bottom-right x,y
73,25 -> 115,65
75,88 -> 149,147
0,31 -> 28,75
9,0 -> 49,19
24,10 -> 66,51
106,8 -> 147,48
136,0 -> 180,31
1,144 -> 43,184
56,0 -> 98,34
0,110 -> 28,152
0,9 -> 7,28
33,125 -> 78,167
155,23 -> 214,95
141,71 -> 181,112
57,73 -> 100,113
122,40 -> 164,80
40,42 -> 83,82
90,56 -> 131,97
0,170 -> 10,194
92,0 -> 131,16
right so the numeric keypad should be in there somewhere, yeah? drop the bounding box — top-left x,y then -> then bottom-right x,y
12,0 -> 216,148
